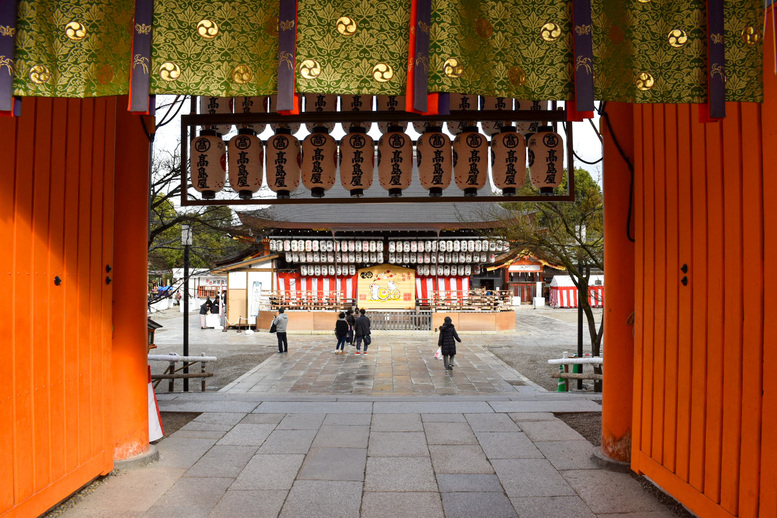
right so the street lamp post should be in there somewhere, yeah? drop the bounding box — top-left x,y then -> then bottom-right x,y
182,224 -> 192,391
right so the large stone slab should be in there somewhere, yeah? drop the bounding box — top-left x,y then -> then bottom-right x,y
280,480 -> 363,518
475,431 -> 544,459
216,424 -> 276,446
312,425 -> 370,448
371,413 -> 423,431
209,490 -> 288,518
423,422 -> 477,445
492,459 -> 576,498
185,445 -> 257,478
509,496 -> 596,518
441,492 -> 517,518
364,457 -> 437,492
361,492 -> 444,518
257,429 -> 317,454
368,431 -> 429,457
429,445 -> 494,474
562,470 -> 669,515
298,447 -> 367,481
231,454 -> 304,490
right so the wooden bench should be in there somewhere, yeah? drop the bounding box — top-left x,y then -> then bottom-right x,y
548,353 -> 603,391
148,353 -> 218,392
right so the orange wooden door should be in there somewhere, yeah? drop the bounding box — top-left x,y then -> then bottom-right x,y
0,97 -> 115,517
631,101 -> 772,517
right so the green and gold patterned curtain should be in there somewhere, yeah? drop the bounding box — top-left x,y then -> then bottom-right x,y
9,0 -> 765,103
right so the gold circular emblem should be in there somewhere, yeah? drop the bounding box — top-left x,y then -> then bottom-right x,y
159,62 -> 181,82
197,19 -> 219,39
508,66 -> 527,86
475,18 -> 493,39
741,26 -> 760,45
299,59 -> 321,79
65,21 -> 87,41
668,29 -> 688,48
541,23 -> 562,42
266,15 -> 279,36
443,58 -> 464,78
635,72 -> 654,91
372,63 -> 394,82
232,65 -> 253,84
30,65 -> 51,85
336,16 -> 357,36
29,65 -> 51,84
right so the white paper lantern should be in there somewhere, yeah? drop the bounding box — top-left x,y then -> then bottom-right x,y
313,252 -> 320,263
377,241 -> 384,251
341,94 -> 374,132
491,126 -> 527,196
355,241 -> 362,252
190,131 -> 226,199
327,252 -> 334,262
388,241 -> 396,253
475,240 -> 482,252
377,95 -> 407,133
314,265 -> 321,276
453,240 -> 461,252
348,241 -> 355,252
304,93 -> 336,134
417,127 -> 452,197
266,129 -> 301,199
465,265 -> 472,276
339,127 -> 375,197
378,127 -> 413,197
411,241 -> 418,252
326,240 -> 333,252
453,126 -> 488,196
312,240 -> 319,251
430,266 -> 437,276
269,95 -> 301,134
329,265 -> 335,275
349,265 -> 356,276
285,240 -> 292,251
349,252 -> 355,263
198,96 -> 232,136
302,129 -> 337,197
528,126 -> 564,194
235,96 -> 268,134
448,94 -> 476,135
480,96 -> 513,136
466,253 -> 472,262
515,100 -> 549,136
336,265 -> 342,275
459,253 -> 466,263
443,265 -> 451,276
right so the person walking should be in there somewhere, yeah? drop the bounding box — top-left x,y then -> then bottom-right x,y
354,308 -> 371,355
272,308 -> 289,353
334,312 -> 348,354
199,297 -> 212,329
438,316 -> 461,370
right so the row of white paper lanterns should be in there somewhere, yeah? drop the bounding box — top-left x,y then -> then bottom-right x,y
270,239 -> 507,254
192,95 -> 562,200
298,264 -> 477,277
199,95 -> 547,138
191,125 -> 563,200
285,251 -> 495,265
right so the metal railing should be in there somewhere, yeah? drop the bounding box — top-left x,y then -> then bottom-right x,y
369,310 -> 433,331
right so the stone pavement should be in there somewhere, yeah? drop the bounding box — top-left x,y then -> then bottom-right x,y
219,339 -> 535,395
59,394 -> 675,518
58,329 -> 680,517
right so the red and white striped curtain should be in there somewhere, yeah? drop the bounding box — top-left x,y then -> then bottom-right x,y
549,286 -> 604,308
415,277 -> 470,301
276,272 -> 357,300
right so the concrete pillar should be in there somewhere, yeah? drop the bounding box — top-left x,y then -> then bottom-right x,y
111,102 -> 154,460
600,103 -> 635,463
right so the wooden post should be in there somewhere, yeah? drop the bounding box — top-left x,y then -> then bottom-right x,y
111,101 -> 154,460
600,103 -> 636,463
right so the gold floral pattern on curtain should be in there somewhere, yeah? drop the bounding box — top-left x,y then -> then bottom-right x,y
13,0 -> 133,97
10,0 -> 764,102
295,0 -> 410,95
149,0 -> 278,96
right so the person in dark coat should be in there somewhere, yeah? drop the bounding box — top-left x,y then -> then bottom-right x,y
354,308 -> 371,355
334,312 -> 348,354
345,309 -> 356,345
438,316 -> 461,370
